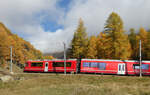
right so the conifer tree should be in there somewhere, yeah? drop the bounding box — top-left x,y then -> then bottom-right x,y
103,12 -> 131,60
138,27 -> 148,60
97,32 -> 112,59
146,30 -> 150,59
69,18 -> 88,59
86,36 -> 98,59
128,28 -> 138,59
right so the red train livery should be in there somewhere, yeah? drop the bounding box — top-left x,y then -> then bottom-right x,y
24,59 -> 150,75
80,59 -> 150,75
24,59 -> 77,73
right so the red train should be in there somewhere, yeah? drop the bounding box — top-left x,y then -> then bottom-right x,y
24,59 -> 150,75
24,59 -> 77,73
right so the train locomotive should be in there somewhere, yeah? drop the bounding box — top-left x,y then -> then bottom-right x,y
24,59 -> 150,75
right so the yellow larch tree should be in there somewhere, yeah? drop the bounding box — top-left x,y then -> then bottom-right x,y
86,35 -> 98,59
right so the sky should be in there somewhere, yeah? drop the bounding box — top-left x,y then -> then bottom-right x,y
0,0 -> 150,53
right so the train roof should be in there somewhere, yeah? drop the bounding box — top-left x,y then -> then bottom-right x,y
81,59 -> 150,63
27,59 -> 77,61
27,59 -> 150,63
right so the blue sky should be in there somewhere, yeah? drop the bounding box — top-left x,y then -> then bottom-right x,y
40,18 -> 64,32
58,0 -> 71,12
41,0 -> 71,32
0,0 -> 150,53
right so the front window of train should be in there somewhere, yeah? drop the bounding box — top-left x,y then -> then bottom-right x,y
25,62 -> 29,67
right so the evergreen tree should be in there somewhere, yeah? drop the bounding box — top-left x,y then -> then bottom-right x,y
69,18 -> 88,59
86,36 -> 98,59
103,12 -> 131,60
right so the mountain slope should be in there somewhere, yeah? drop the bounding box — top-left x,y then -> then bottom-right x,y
0,22 -> 42,66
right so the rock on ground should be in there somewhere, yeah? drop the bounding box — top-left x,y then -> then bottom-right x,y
0,75 -> 14,82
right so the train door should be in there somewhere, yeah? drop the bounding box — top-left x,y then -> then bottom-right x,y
118,63 -> 125,75
44,62 -> 49,72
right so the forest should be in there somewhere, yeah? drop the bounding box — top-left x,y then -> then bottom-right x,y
0,22 -> 42,67
68,12 -> 150,60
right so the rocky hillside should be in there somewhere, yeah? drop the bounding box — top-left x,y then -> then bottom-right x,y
0,22 -> 42,67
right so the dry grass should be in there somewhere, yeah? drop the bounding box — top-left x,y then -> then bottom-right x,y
0,74 -> 150,95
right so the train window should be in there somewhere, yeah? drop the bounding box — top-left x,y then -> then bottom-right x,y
133,64 -> 149,70
99,63 -> 106,70
142,64 -> 149,70
91,62 -> 98,67
83,62 -> 90,67
133,64 -> 140,69
53,62 -> 71,67
45,63 -> 48,67
119,65 -> 121,71
122,65 -> 125,71
31,62 -> 43,67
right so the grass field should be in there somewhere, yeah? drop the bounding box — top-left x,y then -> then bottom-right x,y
0,74 -> 150,95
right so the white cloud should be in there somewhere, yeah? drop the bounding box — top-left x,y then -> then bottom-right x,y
0,0 -> 150,53
64,0 -> 150,35
0,0 -> 65,53
29,26 -> 76,53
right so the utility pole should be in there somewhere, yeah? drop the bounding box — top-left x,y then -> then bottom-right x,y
10,46 -> 13,73
139,40 -> 142,77
63,42 -> 66,75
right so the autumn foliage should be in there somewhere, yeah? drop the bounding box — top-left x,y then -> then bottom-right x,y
0,23 -> 42,66
69,19 -> 88,59
69,12 -> 150,60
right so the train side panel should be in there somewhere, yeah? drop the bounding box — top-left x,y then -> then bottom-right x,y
24,59 -> 77,73
24,59 -> 150,75
24,61 -> 45,72
80,60 -> 118,74
80,59 -> 150,75
51,60 -> 77,73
